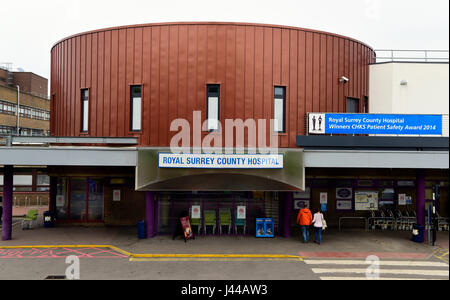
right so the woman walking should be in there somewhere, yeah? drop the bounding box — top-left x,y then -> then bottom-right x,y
312,209 -> 326,245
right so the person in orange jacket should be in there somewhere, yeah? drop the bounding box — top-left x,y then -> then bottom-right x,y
297,203 -> 312,243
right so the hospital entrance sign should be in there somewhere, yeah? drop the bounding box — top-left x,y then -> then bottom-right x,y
308,113 -> 442,135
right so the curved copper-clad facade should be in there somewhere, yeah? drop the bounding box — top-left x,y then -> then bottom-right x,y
50,22 -> 375,147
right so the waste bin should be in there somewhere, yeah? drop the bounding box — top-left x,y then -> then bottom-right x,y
137,220 -> 147,239
412,224 -> 425,243
43,211 -> 55,228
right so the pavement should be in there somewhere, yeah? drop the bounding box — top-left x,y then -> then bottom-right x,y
0,223 -> 448,280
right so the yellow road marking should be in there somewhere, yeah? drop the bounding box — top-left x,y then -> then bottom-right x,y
0,245 -> 303,261
130,257 -> 302,262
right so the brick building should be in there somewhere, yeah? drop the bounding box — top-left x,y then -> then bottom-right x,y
0,66 -> 50,136
0,65 -> 50,215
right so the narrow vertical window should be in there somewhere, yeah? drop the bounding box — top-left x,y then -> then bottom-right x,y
346,97 -> 360,113
274,86 -> 286,133
81,89 -> 89,132
130,85 -> 142,131
206,84 -> 220,131
363,96 -> 369,114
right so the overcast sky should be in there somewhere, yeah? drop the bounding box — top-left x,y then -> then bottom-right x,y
0,0 -> 448,81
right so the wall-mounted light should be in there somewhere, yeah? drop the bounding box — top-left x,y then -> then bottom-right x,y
400,80 -> 408,86
339,76 -> 349,83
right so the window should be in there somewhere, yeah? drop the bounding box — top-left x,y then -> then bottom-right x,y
206,85 -> 220,131
346,97 -> 359,113
130,85 -> 142,131
81,89 -> 89,132
55,177 -> 104,222
274,86 -> 286,133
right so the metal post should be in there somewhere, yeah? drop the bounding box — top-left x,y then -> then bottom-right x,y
146,191 -> 155,238
16,85 -> 20,135
416,171 -> 426,226
2,165 -> 14,241
283,192 -> 293,238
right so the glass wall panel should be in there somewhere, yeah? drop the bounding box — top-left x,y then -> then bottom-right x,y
88,179 -> 104,221
56,178 -> 68,220
70,178 -> 86,220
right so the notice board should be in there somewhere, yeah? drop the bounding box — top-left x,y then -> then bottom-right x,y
355,191 -> 379,211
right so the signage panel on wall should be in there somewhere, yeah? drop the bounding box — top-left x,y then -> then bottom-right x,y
320,193 -> 328,204
336,200 -> 352,211
191,205 -> 201,219
336,188 -> 353,200
293,188 -> 311,199
294,200 -> 310,210
308,113 -> 442,135
159,153 -> 284,169
237,206 -> 246,220
355,191 -> 379,211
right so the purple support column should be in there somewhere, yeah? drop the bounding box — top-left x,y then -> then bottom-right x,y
416,171 -> 426,226
283,192 -> 293,238
2,165 -> 13,241
145,191 -> 155,238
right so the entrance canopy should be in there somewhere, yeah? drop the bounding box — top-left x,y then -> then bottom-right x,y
136,148 -> 305,191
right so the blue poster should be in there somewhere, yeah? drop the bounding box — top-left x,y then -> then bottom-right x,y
318,114 -> 442,135
256,218 -> 274,238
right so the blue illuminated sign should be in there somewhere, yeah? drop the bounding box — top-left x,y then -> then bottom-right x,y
318,114 -> 442,135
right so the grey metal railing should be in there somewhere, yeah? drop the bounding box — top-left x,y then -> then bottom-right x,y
375,49 -> 449,63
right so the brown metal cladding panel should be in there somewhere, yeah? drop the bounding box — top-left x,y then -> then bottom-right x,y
297,30 -> 306,136
75,36 -> 81,136
110,30 -> 119,137
125,29 -> 134,136
80,35 -> 86,90
168,25 -> 179,144
280,29 -> 290,148
312,34 -> 320,113
51,23 -> 374,148
224,26 -> 236,122
245,26 -> 255,124
86,35 -> 92,97
196,25 -> 207,117
64,40 -> 69,136
272,28 -> 282,147
90,34 -> 98,136
263,27 -> 273,143
64,41 -> 68,136
134,28 -> 143,84
178,26 -> 188,125
117,29 -> 127,137
344,39 -> 350,105
103,30 -> 112,137
235,27 -> 245,122
338,38 -> 345,112
319,34 -> 327,113
289,30 -> 298,147
216,26 -> 226,99
61,43 -> 65,135
305,32 -> 313,115
70,38 -> 75,136
326,35 -> 333,113
186,26 -> 198,144
332,37 -> 339,112
142,27 -> 152,145
150,26 -> 160,146
158,26 -> 169,146
207,25 -> 217,83
97,32 -> 105,137
254,27 -> 264,121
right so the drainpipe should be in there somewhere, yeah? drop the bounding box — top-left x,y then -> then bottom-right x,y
16,85 -> 20,136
